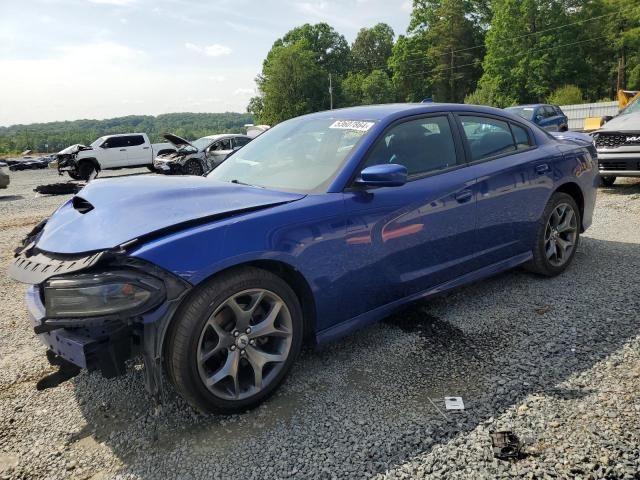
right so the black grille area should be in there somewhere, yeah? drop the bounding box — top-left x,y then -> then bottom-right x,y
9,250 -> 106,284
596,133 -> 640,149
599,160 -> 640,171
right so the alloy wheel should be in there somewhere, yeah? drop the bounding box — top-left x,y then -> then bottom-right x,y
544,203 -> 578,267
196,289 -> 293,400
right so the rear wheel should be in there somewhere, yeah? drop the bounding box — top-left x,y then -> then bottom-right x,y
525,192 -> 580,277
599,175 -> 616,187
67,171 -> 82,180
185,159 -> 204,176
166,267 -> 303,413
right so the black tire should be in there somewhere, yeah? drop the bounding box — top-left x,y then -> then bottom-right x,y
525,192 -> 580,277
599,175 -> 616,187
166,267 -> 304,413
77,161 -> 95,181
184,159 -> 204,176
67,171 -> 82,180
559,125 -> 568,132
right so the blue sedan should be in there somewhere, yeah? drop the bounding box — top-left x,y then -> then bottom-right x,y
9,104 -> 597,413
505,104 -> 569,132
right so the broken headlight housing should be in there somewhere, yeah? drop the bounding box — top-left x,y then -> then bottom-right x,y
44,270 -> 165,319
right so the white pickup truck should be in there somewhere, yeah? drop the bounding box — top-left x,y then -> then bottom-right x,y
56,133 -> 176,180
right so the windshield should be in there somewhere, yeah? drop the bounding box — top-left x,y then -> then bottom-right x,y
207,117 -> 375,193
505,106 -> 536,121
619,96 -> 640,116
90,137 -> 106,148
191,136 -> 217,151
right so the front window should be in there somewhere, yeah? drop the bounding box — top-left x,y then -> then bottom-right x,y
208,117 -> 376,192
90,137 -> 106,148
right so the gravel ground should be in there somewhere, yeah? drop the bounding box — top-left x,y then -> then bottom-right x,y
1,168 -> 639,480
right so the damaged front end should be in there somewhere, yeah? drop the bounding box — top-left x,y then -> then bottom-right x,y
153,151 -> 194,174
9,223 -> 191,397
55,144 -> 93,177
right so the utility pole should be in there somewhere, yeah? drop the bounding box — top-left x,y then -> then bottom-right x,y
328,73 -> 333,110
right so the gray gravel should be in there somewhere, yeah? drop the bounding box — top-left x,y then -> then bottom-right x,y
1,169 -> 639,479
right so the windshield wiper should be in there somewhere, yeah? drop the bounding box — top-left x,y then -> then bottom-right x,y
230,179 -> 264,188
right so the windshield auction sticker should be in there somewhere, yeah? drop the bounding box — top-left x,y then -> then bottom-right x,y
329,120 -> 375,132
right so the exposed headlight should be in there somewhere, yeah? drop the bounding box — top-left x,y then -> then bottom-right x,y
44,270 -> 165,318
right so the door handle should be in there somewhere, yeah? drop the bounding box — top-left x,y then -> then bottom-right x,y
455,189 -> 473,203
143,147 -> 150,150
119,149 -> 126,152
536,164 -> 550,174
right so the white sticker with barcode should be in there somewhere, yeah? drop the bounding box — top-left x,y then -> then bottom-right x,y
329,120 -> 375,132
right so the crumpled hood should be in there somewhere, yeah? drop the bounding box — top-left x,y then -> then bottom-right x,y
599,112 -> 640,132
35,175 -> 305,254
57,144 -> 91,155
163,133 -> 196,150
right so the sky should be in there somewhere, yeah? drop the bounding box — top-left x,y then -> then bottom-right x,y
0,0 -> 412,126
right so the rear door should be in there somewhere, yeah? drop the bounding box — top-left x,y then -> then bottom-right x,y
124,135 -> 149,165
456,114 -> 556,266
341,114 -> 479,320
99,136 -> 128,168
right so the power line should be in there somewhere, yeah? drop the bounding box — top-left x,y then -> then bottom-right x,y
397,10 -> 621,66
398,33 -> 611,79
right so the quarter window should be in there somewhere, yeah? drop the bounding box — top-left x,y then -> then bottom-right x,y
126,135 -> 145,146
460,116 -> 516,160
233,137 -> 250,148
511,124 -> 532,150
365,116 -> 459,176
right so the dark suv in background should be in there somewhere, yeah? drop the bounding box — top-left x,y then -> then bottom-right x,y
505,104 -> 569,132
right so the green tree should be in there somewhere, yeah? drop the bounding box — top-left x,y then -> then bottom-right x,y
351,23 -> 395,74
547,84 -> 584,105
388,34 -> 432,102
256,41 -> 326,125
418,0 -> 485,102
341,72 -> 366,106
361,70 -> 395,104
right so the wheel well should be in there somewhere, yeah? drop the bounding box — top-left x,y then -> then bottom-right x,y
246,260 -> 317,344
555,182 -> 584,232
77,158 -> 101,172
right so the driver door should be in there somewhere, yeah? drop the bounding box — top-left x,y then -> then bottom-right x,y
100,136 -> 128,168
339,114 -> 479,321
207,138 -> 233,167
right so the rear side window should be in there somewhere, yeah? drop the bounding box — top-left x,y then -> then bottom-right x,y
460,116 -> 516,161
126,135 -> 145,146
364,115 -> 459,177
233,137 -> 250,148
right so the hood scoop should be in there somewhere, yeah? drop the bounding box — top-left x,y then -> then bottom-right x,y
72,196 -> 94,214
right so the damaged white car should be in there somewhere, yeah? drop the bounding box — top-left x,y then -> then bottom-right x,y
153,133 -> 252,175
56,133 -> 176,180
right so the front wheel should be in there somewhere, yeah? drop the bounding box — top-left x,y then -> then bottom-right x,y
184,159 -> 204,176
599,176 -> 616,187
525,192 -> 580,277
166,267 -> 303,413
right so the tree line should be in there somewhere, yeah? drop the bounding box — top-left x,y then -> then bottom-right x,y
249,0 -> 640,125
0,112 -> 253,155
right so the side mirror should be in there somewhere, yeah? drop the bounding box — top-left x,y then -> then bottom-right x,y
101,143 -> 108,148
356,164 -> 407,188
535,114 -> 543,122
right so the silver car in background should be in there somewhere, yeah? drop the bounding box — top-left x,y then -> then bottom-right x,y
0,161 -> 10,189
154,133 -> 252,176
593,98 -> 640,186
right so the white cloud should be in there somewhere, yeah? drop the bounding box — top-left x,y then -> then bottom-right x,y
208,75 -> 225,82
233,88 -> 254,96
185,42 -> 232,57
120,18 -> 128,24
401,1 -> 412,13
89,0 -> 137,5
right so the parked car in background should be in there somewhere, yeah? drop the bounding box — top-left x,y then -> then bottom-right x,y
0,161 -> 9,189
153,133 -> 252,175
592,96 -> 640,186
9,104 -> 597,414
56,133 -> 176,180
505,104 -> 568,131
8,156 -> 52,171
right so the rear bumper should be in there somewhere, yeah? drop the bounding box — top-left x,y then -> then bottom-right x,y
26,286 -> 134,377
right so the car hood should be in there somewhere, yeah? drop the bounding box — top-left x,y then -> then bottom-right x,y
57,144 -> 91,155
599,112 -> 640,132
35,175 -> 305,254
163,133 -> 196,149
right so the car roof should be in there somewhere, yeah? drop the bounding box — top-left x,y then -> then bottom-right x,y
301,103 -> 520,123
104,133 -> 146,137
506,104 -> 553,108
201,134 -> 248,140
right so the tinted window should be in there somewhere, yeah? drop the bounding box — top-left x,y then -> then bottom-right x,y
233,137 -> 250,148
460,116 -> 516,161
543,106 -> 556,118
365,116 -> 459,176
511,124 -> 532,149
126,135 -> 145,146
103,136 -> 127,148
